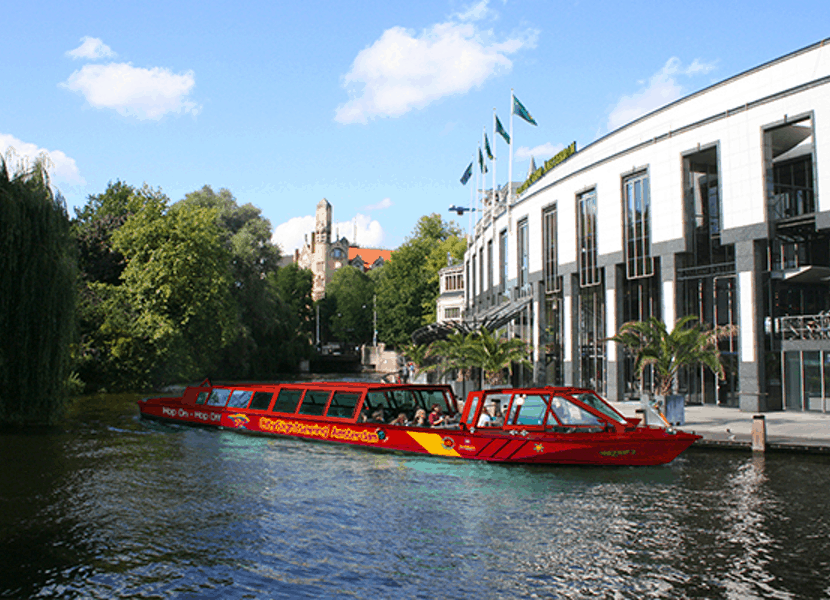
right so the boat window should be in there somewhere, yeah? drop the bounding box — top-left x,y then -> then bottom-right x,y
298,390 -> 330,416
365,391 -> 391,412
417,390 -> 451,413
206,388 -> 231,407
272,389 -> 302,413
571,392 -> 626,424
464,396 -> 479,427
227,390 -> 253,408
549,396 -> 602,427
249,391 -> 274,411
195,391 -> 208,405
389,390 -> 419,417
507,394 -> 548,426
326,392 -> 361,419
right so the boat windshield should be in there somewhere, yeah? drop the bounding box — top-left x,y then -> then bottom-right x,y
548,396 -> 602,427
206,388 -> 231,407
569,391 -> 626,424
506,394 -> 549,426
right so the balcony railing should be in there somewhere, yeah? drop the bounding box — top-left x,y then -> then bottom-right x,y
776,312 -> 830,340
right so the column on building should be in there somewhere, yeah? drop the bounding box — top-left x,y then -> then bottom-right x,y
736,239 -> 766,411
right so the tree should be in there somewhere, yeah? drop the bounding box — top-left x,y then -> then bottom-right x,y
609,316 -> 737,396
374,214 -> 465,346
0,156 -> 77,425
112,190 -> 236,386
426,327 -> 530,385
323,266 -> 375,346
176,186 -> 281,377
254,263 -> 315,374
73,180 -> 136,285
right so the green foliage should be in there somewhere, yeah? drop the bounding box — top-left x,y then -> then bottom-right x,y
374,214 -> 465,346
254,264 -> 314,374
74,182 -> 314,390
426,327 -> 530,385
609,316 -> 738,395
176,186 -> 283,378
0,156 -> 77,425
321,266 -> 375,345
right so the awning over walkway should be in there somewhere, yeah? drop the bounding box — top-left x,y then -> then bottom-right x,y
411,296 -> 532,345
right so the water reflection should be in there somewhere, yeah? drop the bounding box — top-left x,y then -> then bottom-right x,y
1,394 -> 829,599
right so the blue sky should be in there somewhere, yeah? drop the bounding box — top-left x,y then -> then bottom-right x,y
2,0 -> 828,254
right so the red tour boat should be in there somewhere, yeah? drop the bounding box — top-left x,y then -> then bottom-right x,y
138,380 -> 700,466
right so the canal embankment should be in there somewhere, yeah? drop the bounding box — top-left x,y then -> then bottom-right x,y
612,401 -> 830,453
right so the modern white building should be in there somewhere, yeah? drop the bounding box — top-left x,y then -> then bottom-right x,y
463,39 -> 830,412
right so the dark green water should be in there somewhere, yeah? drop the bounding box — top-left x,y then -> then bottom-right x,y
1,392 -> 829,599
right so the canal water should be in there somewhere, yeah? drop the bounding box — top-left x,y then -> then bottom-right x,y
1,390 -> 829,599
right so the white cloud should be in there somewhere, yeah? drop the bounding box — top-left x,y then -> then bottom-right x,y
607,57 -> 717,132
514,142 -> 564,162
0,133 -> 85,185
364,197 -> 393,210
61,62 -> 200,120
454,0 -> 496,22
66,36 -> 116,60
337,214 -> 385,247
272,215 -> 316,255
272,213 -> 386,255
335,3 -> 536,124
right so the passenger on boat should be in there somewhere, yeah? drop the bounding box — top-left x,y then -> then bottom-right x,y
412,408 -> 427,427
428,404 -> 445,427
391,413 -> 407,426
490,403 -> 504,426
477,408 -> 492,427
358,407 -> 370,423
371,408 -> 386,423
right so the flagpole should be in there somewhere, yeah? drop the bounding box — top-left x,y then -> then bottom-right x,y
492,109 -> 497,206
508,88 -> 514,207
469,152 -> 474,237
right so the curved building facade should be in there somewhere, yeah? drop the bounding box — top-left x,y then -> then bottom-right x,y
463,39 -> 830,411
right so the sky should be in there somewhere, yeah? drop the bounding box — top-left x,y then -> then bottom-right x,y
2,0 -> 829,256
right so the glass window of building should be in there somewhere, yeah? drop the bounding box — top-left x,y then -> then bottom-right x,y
517,218 -> 529,292
479,247 -> 484,295
578,189 -> 599,287
487,240 -> 493,291
499,229 -> 508,289
543,204 -> 559,293
623,172 -> 653,279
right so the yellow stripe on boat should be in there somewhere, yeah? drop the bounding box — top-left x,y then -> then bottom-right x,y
407,431 -> 462,457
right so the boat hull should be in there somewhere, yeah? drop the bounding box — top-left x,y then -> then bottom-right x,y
138,387 -> 699,466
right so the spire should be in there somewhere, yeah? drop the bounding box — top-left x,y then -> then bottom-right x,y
527,156 -> 537,178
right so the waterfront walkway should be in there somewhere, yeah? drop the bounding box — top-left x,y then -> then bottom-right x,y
612,401 -> 830,453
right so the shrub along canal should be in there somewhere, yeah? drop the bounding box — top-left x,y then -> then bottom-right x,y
1,390 -> 829,599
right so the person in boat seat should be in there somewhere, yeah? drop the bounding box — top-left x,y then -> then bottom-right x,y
428,404 -> 445,427
370,407 -> 385,423
477,405 -> 493,427
358,406 -> 370,423
391,413 -> 407,426
490,403 -> 504,426
551,397 -> 568,423
411,408 -> 427,427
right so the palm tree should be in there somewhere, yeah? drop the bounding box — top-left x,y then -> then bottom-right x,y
427,326 -> 530,386
609,316 -> 737,396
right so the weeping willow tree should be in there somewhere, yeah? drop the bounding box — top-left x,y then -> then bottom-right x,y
0,155 -> 77,425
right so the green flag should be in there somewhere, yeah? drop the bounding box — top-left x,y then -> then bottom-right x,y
484,133 -> 493,160
460,162 -> 472,185
495,115 -> 510,144
478,148 -> 488,173
513,94 -> 537,126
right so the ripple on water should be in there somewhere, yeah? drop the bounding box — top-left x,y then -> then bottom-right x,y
1,396 -> 830,599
